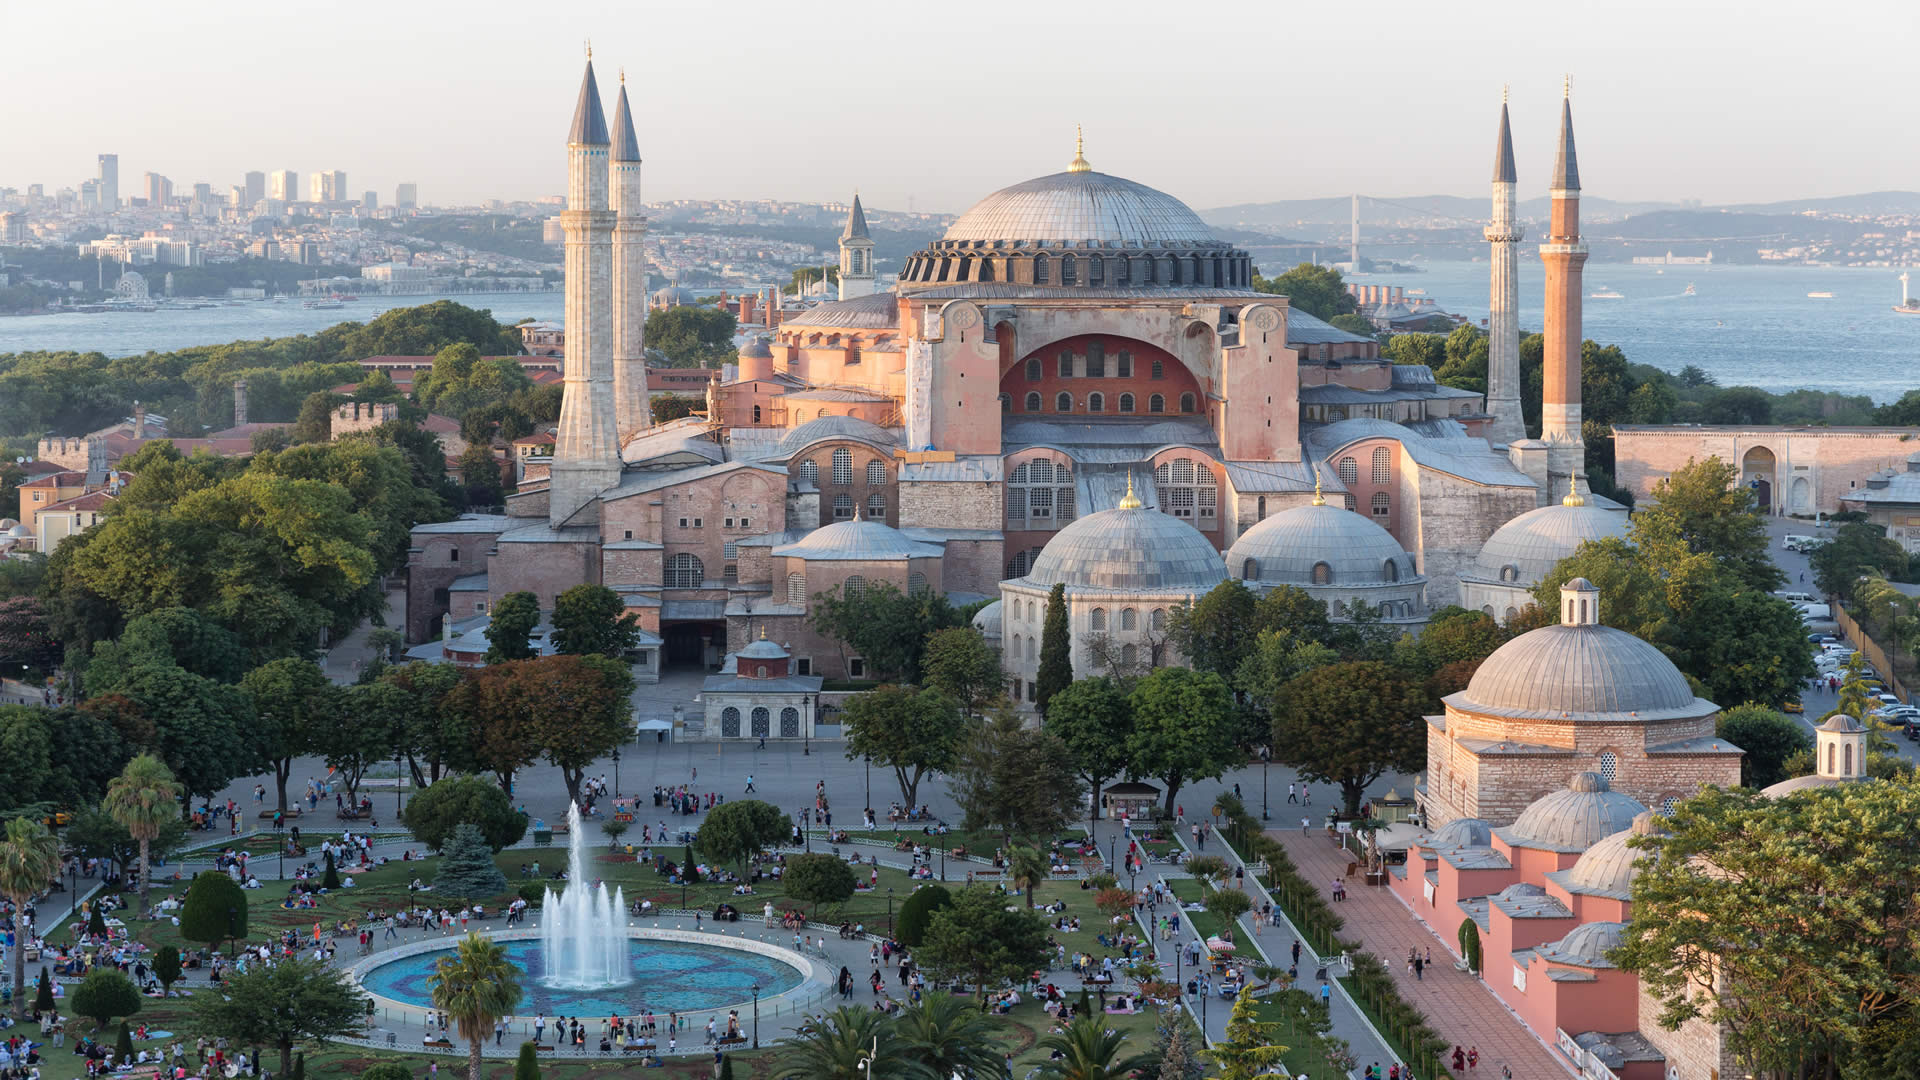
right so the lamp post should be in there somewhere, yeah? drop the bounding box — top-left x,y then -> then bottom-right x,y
864,755 -> 869,810
750,982 -> 760,1048
226,905 -> 238,958
803,808 -> 811,853
395,752 -> 403,819
612,746 -> 621,798
1261,746 -> 1270,821
939,849 -> 945,882
887,888 -> 894,935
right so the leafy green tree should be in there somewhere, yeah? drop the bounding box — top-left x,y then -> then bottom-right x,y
484,591 -> 540,663
65,806 -> 187,883
1207,987 -> 1290,1080
242,657 -> 336,813
1234,631 -> 1339,712
1636,456 -> 1782,593
1271,661 -> 1427,816
429,934 -> 525,1080
1812,522 -> 1909,604
1400,607 -> 1510,677
179,868 -> 248,956
783,852 -> 857,916
466,654 -> 631,806
102,753 -> 183,907
0,597 -> 59,677
772,1005 -> 917,1080
919,627 -> 1003,716
256,438 -> 452,569
1035,583 -> 1072,715
1043,677 -> 1133,831
1327,313 -> 1375,339
0,709 -> 53,817
1128,668 -> 1241,813
809,579 -> 961,684
896,885 -> 952,947
40,705 -> 130,811
360,1064 -> 413,1080
1035,1015 -> 1155,1080
383,662 -> 467,787
413,343 -> 535,419
401,774 -> 527,852
152,945 -> 182,995
841,684 -> 967,809
1251,263 -> 1354,321
650,394 -> 700,425
192,956 -> 368,1078
1701,385 -> 1773,426
919,885 -> 1052,1003
894,991 -> 1005,1080
1205,887 -> 1253,931
952,710 -> 1085,845
84,607 -> 247,690
644,306 -> 738,368
71,969 -> 140,1031
695,799 -> 789,872
455,442 -> 505,510
551,583 -> 641,658
1167,580 -> 1261,684
513,1042 -> 541,1080
433,823 -> 510,902
0,818 -> 64,1016
1459,919 -> 1483,975
1716,705 -> 1812,790
289,390 -> 342,444
323,680 -> 406,805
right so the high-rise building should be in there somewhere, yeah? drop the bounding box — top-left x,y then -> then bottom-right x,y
229,185 -> 246,209
192,182 -> 212,205
362,190 -> 378,211
310,170 -> 347,203
269,170 -> 298,202
96,154 -> 118,211
144,172 -> 173,205
244,171 -> 266,205
79,180 -> 99,209
0,212 -> 27,244
394,182 -> 417,209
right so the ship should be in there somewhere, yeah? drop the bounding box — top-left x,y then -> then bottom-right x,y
1897,273 -> 1920,315
1683,283 -> 1696,296
1589,287 -> 1625,299
303,299 -> 345,310
1808,292 -> 1835,299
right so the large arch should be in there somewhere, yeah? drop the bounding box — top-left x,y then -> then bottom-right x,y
1001,334 -> 1203,420
1742,445 -> 1777,513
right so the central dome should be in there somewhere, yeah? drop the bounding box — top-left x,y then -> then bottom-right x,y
942,170 -> 1220,248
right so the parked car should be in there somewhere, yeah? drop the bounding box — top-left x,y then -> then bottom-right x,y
1783,700 -> 1805,714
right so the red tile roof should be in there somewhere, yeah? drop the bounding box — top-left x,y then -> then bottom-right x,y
19,471 -> 86,489
36,490 -> 116,514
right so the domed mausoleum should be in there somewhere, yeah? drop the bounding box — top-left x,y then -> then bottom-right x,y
1456,489 -> 1629,621
1226,475 -> 1427,627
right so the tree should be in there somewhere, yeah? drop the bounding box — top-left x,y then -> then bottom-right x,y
362,1065 -> 413,1080
895,885 -> 952,948
841,685 -> 967,809
952,710 -> 1085,844
894,992 -> 1005,1080
550,583 -> 641,658
809,580 -> 961,684
1044,677 -> 1133,832
0,817 -> 62,1017
650,394 -> 700,425
1701,385 -> 1773,426
289,390 -> 342,444
32,967 -> 53,1015
1204,887 -> 1253,929
241,657 -> 335,814
484,591 -> 540,664
323,681 -> 406,805
1167,580 -> 1261,684
1271,661 -> 1428,816
1458,919 -> 1482,976
772,1005 -> 919,1080
101,753 -> 183,908
465,654 -> 631,805
401,775 -> 527,852
1716,704 -> 1814,789
412,343 -> 535,419
70,968 -> 140,1030
1208,987 -> 1290,1080
433,823 -> 510,903
152,945 -> 182,995
1154,1021 -> 1205,1080
918,885 -> 1051,1002
645,306 -> 738,368
179,868 -> 249,955
0,597 -> 60,676
190,956 -> 368,1078
696,799 -> 789,872
1006,846 -> 1050,910
513,1041 -> 541,1080
455,443 -> 505,509
384,662 -> 467,788
1035,1015 -> 1155,1080
1127,668 -> 1241,813
1813,522 -> 1909,605
919,627 -> 1003,716
66,806 -> 187,883
1035,583 -> 1073,715
429,934 -> 525,1080
1636,456 -> 1782,593
96,661 -> 256,806
1252,263 -> 1354,322
784,852 -> 857,916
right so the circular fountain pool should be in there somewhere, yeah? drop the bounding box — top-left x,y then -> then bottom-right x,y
361,937 -> 805,1017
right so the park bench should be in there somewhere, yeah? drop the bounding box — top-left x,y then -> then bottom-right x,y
423,1039 -> 454,1050
717,1035 -> 748,1047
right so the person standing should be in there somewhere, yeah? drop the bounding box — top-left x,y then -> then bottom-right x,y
1287,782 -> 1297,804
534,1015 -> 545,1044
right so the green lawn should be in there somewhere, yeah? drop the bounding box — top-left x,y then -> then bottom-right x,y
1165,878 -> 1228,942
1251,994 -> 1348,1080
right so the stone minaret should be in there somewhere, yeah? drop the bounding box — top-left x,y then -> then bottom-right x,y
1539,81 -> 1589,494
1483,93 -> 1526,447
550,57 -> 622,525
233,378 -> 249,427
837,193 -> 874,301
610,73 -> 650,441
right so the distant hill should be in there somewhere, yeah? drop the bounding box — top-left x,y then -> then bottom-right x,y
1718,191 -> 1920,216
1203,194 -> 1670,233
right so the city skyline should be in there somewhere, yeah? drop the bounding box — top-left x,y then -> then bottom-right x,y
8,0 -> 1919,214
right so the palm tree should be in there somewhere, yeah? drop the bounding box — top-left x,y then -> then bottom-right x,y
894,992 -> 1004,1080
774,1006 -> 930,1080
1034,1016 -> 1153,1080
1007,845 -> 1049,909
102,754 -> 182,909
0,817 -> 64,1019
428,933 -> 524,1080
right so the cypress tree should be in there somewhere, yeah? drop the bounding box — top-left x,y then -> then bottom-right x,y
1035,582 -> 1073,716
321,848 -> 341,891
33,967 -> 53,1014
114,1022 -> 134,1061
514,1041 -> 542,1080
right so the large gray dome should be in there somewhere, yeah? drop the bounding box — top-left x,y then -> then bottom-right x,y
1497,773 -> 1647,853
1024,504 -> 1226,593
1228,502 -> 1418,587
773,519 -> 942,562
943,170 -> 1219,248
1451,624 -> 1707,722
1469,501 -> 1629,587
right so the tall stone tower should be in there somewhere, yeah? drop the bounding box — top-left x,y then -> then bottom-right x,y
610,73 -> 650,441
837,193 -> 874,301
1539,82 -> 1589,495
550,58 -> 622,525
1483,94 -> 1526,447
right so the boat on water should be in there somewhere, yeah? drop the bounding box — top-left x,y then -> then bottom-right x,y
1897,273 -> 1920,315
1683,283 -> 1696,296
303,299 -> 345,310
1808,292 -> 1835,299
1589,287 -> 1625,299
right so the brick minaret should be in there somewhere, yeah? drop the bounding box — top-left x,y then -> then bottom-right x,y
610,73 -> 650,441
1483,93 -> 1526,446
551,57 -> 621,525
1539,82 -> 1588,494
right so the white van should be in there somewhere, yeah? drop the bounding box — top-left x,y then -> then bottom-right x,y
1775,591 -> 1815,604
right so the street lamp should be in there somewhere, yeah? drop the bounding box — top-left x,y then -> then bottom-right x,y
395,752 -> 403,819
864,756 -> 870,810
1261,746 -> 1270,821
226,905 -> 238,958
750,982 -> 760,1048
887,888 -> 894,935
612,746 -> 621,798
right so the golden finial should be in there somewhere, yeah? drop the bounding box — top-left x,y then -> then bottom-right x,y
1563,488 -> 1586,507
1068,124 -> 1091,173
619,67 -> 625,84
1502,83 -> 1509,105
758,624 -> 767,640
585,39 -> 592,60
1564,73 -> 1571,98
1311,467 -> 1326,507
1118,472 -> 1142,510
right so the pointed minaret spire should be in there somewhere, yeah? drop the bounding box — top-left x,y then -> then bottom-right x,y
610,78 -> 641,164
1552,77 -> 1580,192
1492,98 -> 1517,184
1483,91 -> 1525,446
841,192 -> 869,241
569,59 -> 610,146
837,190 -> 875,301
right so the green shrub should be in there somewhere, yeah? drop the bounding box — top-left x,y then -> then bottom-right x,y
895,884 -> 953,947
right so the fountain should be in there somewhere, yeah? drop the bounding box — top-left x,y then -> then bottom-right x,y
538,802 -> 631,989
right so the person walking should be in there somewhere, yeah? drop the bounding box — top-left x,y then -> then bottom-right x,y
745,775 -> 755,793
1287,782 -> 1297,804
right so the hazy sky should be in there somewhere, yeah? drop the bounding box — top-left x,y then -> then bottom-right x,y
10,0 -> 1916,215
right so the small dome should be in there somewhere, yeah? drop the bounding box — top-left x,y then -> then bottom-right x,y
943,170 -> 1220,248
1228,501 -> 1418,587
1024,504 -> 1226,593
773,518 -> 942,562
1492,882 -> 1546,902
739,337 -> 773,359
781,292 -> 898,330
652,285 -> 702,305
1454,622 -> 1706,721
1563,812 -> 1661,897
1424,817 -> 1493,850
1469,501 -> 1629,587
736,638 -> 788,661
5,524 -> 27,539
1499,773 -> 1648,853
1819,713 -> 1868,734
777,415 -> 896,457
1536,921 -> 1627,969
971,599 -> 1003,636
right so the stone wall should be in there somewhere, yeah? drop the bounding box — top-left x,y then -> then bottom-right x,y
1405,466 -> 1537,609
1614,426 -> 1920,515
486,539 -> 601,611
1638,985 -> 1741,1080
404,529 -> 506,643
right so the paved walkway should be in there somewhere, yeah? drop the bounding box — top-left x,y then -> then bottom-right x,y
1269,827 -> 1574,1080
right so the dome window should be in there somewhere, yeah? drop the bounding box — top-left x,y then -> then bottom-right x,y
1151,360 -> 1165,380
1372,447 -> 1391,483
1117,352 -> 1133,378
1337,457 -> 1359,486
843,575 -> 867,598
1312,562 -> 1332,585
1243,558 -> 1259,580
832,448 -> 853,486
797,459 -> 818,484
1499,565 -> 1519,583
867,460 -> 887,486
1061,255 -> 1078,286
1035,255 -> 1051,284
1384,559 -> 1399,582
1658,796 -> 1679,818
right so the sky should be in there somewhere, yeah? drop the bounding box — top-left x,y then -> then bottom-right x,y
8,0 -> 1918,215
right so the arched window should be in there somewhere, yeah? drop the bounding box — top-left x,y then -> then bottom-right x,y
780,707 -> 800,738
1056,392 -> 1073,412
755,665 -> 767,679
1337,457 -> 1359,485
1257,496 -> 1268,520
867,493 -> 886,518
794,409 -> 808,422
1034,254 -> 1050,284
866,460 -> 887,486
1658,796 -> 1678,818
1008,458 -> 1074,528
1120,608 -> 1137,630
907,572 -> 929,597
1149,608 -> 1167,631
797,459 -> 818,484
1121,644 -> 1137,666
1371,492 -> 1390,518
1061,254 -> 1077,285
1025,392 -> 1042,412
1179,392 -> 1196,414
1119,393 -> 1135,414
1243,558 -> 1258,580
1311,562 -> 1332,585
1845,743 -> 1854,775
1117,352 -> 1132,378
752,405 -> 761,424
720,707 -> 741,738
1499,565 -> 1519,583
832,493 -> 853,519
843,575 -> 867,598
1154,458 -> 1217,527
1371,447 -> 1391,483
1026,357 -> 1042,381
1148,394 -> 1165,414
831,448 -> 853,486
1086,341 -> 1104,377
1090,608 -> 1107,631
665,553 -> 704,588
1151,359 -> 1165,380
1088,392 -> 1104,413
787,572 -> 807,605
1057,352 -> 1072,378
1384,559 -> 1399,582
1026,637 -> 1036,660
1504,606 -> 1518,622
750,707 -> 770,738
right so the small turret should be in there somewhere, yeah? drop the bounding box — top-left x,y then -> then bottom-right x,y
837,191 -> 874,301
1561,577 -> 1599,626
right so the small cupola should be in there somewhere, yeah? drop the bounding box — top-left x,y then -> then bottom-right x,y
1816,713 -> 1867,780
1561,577 -> 1600,626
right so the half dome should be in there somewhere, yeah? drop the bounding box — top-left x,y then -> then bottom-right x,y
1024,504 -> 1226,593
1559,811 -> 1661,898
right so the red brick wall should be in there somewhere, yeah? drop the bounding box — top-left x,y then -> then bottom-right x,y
1001,334 -> 1202,419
